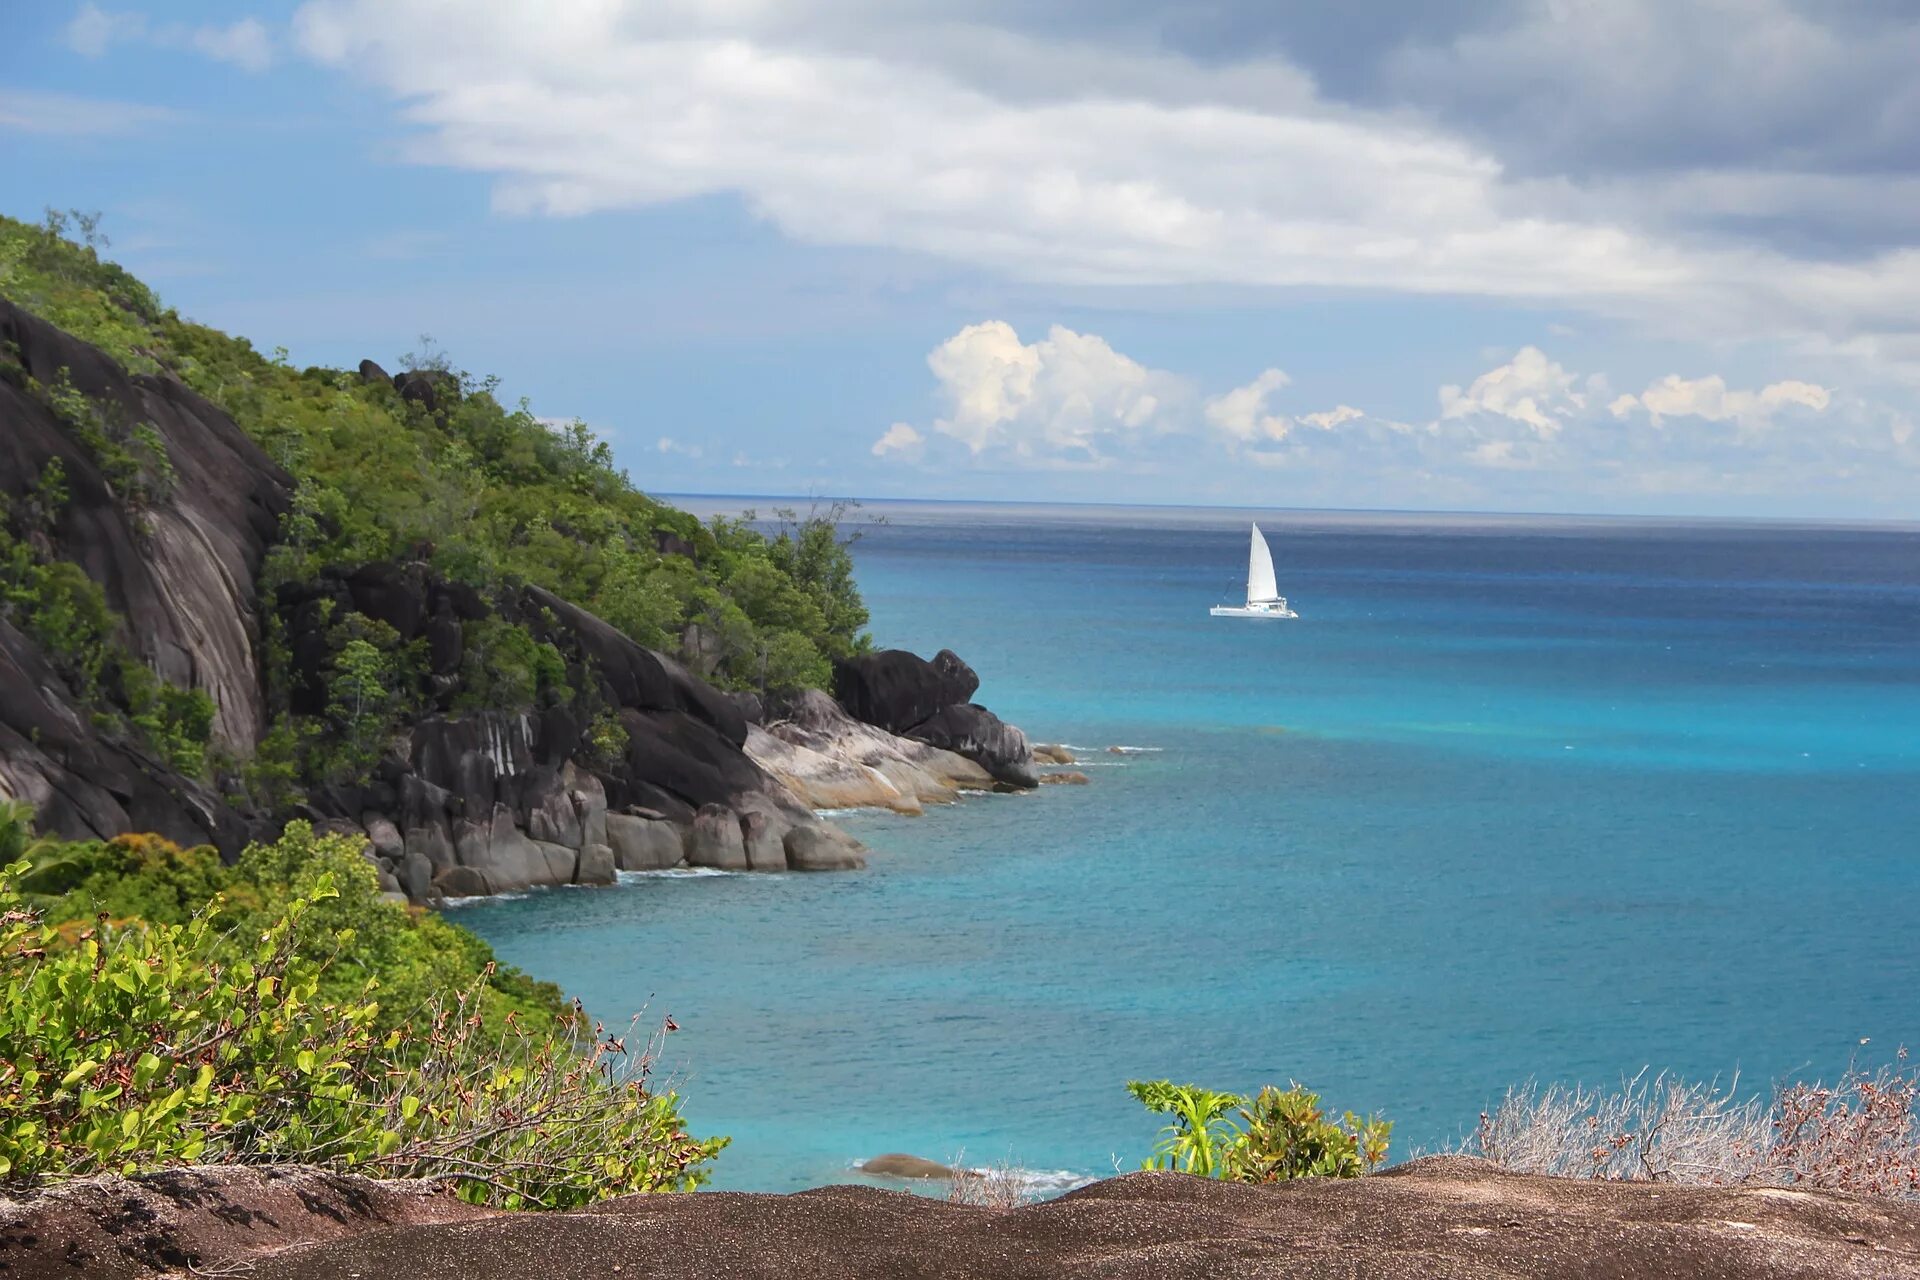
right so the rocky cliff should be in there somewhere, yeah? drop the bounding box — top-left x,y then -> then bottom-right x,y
0,297 -> 1039,900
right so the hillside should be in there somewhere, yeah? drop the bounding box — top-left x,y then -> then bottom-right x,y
0,210 -> 1035,891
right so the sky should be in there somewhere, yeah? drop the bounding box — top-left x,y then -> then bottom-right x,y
4,1 -> 1919,518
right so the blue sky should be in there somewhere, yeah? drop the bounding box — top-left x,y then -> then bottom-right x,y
5,1 -> 1919,518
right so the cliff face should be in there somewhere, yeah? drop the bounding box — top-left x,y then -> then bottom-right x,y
0,300 -> 1035,896
0,298 -> 289,849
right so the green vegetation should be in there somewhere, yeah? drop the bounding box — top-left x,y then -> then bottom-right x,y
1128,1079 -> 1391,1182
0,805 -> 722,1204
0,209 -> 869,685
2,207 -> 872,801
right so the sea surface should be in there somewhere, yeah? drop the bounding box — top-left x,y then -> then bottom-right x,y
454,501 -> 1920,1192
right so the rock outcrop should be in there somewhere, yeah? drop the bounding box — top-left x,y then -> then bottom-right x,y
0,303 -> 1067,902
746,689 -> 994,814
9,1160 -> 1919,1280
0,305 -> 874,897
831,649 -> 1036,789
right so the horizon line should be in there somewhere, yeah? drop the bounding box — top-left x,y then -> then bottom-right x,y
652,491 -> 1920,532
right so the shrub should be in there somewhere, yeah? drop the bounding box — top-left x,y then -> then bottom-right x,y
1472,1058 -> 1920,1199
0,854 -> 723,1204
1127,1078 -> 1389,1182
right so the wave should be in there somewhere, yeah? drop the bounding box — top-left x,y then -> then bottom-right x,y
438,891 -> 531,908
616,866 -> 741,881
959,1165 -> 1097,1196
1102,745 -> 1163,754
852,1156 -> 1095,1199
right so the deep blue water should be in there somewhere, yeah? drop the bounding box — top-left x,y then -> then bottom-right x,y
454,502 -> 1920,1191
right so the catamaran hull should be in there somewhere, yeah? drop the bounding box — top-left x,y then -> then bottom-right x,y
1209,605 -> 1298,619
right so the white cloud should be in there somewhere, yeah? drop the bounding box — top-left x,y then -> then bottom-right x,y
65,5 -> 274,71
921,320 -> 1180,458
63,3 -> 139,56
1301,404 -> 1365,431
883,320 -> 1908,505
1204,368 -> 1293,442
1610,374 -> 1832,428
1438,346 -> 1584,436
655,436 -> 702,459
871,423 -> 923,457
284,0 -> 1920,369
190,19 -> 274,72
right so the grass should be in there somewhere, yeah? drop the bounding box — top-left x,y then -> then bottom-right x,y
1467,1053 -> 1920,1200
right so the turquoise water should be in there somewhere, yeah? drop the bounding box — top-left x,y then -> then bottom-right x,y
454,502 -> 1920,1191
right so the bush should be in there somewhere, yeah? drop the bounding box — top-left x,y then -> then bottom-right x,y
1471,1058 -> 1920,1199
0,851 -> 723,1204
1127,1078 -> 1390,1182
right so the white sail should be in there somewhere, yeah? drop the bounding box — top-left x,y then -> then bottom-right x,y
1246,522 -> 1279,604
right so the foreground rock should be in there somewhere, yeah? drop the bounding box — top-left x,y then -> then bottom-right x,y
8,1159 -> 1919,1280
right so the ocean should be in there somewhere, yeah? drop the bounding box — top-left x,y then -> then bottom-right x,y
452,501 -> 1920,1192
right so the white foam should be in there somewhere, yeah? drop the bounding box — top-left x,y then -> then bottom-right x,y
616,866 -> 740,881
961,1166 -> 1097,1196
1103,745 -> 1163,754
852,1157 -> 1096,1199
438,891 -> 531,908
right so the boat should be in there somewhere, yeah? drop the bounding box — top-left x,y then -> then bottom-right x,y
1210,522 -> 1298,618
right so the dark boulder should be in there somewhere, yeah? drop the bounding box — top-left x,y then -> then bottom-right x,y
345,561 -> 430,640
393,369 -> 458,415
653,528 -> 698,561
527,587 -> 746,744
909,703 -> 1037,789
356,358 -> 391,384
833,648 -> 979,735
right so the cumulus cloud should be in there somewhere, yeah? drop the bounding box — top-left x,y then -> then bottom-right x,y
881,320 -> 1905,505
66,5 -> 275,71
1301,405 -> 1365,430
1204,369 -> 1293,442
1438,346 -> 1585,436
871,423 -> 923,457
1610,375 -> 1832,428
655,436 -> 702,459
920,320 -> 1180,459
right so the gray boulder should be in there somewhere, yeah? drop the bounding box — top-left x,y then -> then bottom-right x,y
740,807 -> 791,872
433,864 -> 491,898
606,813 -> 685,871
686,804 -> 749,870
363,812 -> 405,862
785,823 -> 868,871
399,849 -> 434,903
575,842 -> 616,886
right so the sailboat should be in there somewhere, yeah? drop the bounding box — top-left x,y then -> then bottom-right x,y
1210,522 -> 1298,618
